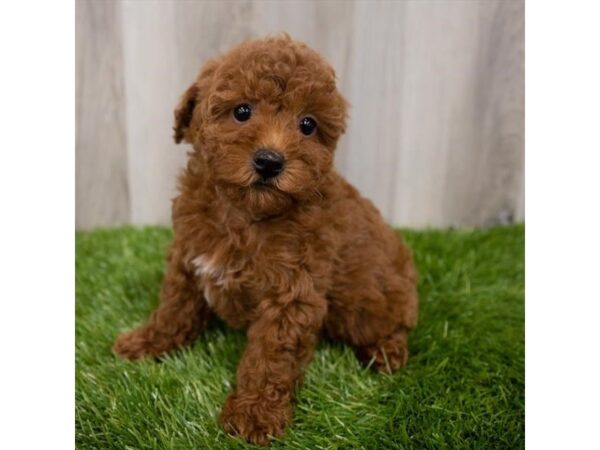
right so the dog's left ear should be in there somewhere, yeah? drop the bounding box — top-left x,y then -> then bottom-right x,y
173,83 -> 199,144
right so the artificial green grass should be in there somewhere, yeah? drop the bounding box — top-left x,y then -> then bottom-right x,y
76,225 -> 524,449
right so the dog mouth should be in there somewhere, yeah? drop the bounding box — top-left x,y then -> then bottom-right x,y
253,177 -> 280,191
251,177 -> 293,203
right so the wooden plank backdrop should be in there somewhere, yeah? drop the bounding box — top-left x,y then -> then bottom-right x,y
76,0 -> 524,229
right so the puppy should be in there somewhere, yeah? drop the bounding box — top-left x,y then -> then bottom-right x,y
113,35 -> 418,446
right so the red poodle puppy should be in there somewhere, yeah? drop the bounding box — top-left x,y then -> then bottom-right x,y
113,35 -> 418,446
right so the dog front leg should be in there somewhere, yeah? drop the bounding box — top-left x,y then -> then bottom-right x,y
113,244 -> 209,360
219,277 -> 326,446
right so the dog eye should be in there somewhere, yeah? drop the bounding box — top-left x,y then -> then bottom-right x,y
299,116 -> 317,136
232,104 -> 252,122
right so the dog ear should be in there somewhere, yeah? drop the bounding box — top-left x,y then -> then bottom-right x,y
173,83 -> 199,144
173,60 -> 220,144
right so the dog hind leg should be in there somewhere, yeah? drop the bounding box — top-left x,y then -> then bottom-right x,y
354,327 -> 410,374
113,245 -> 210,360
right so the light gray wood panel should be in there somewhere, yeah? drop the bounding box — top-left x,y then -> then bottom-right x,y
120,0 -> 181,226
76,0 -> 129,229
425,0 -> 525,227
120,0 -> 260,226
76,0 -> 525,229
339,0 -> 408,222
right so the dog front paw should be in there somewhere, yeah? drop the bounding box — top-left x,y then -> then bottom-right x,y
219,392 -> 291,446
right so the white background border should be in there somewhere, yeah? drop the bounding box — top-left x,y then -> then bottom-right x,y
527,0 -> 600,448
0,1 -> 74,449
1,0 -> 600,448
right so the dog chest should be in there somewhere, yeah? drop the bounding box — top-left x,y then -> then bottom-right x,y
189,235 -> 306,326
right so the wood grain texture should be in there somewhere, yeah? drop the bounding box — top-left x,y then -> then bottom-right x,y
76,0 -> 524,229
76,0 -> 129,228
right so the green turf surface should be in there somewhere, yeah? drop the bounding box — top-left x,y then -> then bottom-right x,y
76,225 -> 524,449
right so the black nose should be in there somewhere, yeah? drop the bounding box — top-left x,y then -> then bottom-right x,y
253,149 -> 284,179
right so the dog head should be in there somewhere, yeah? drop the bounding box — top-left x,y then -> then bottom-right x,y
173,35 -> 348,217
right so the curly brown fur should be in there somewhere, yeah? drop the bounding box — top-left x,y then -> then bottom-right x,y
113,34 -> 418,446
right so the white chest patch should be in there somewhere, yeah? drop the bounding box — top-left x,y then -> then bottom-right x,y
203,286 -> 214,306
190,251 -> 250,308
191,254 -> 223,307
191,254 -> 222,280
